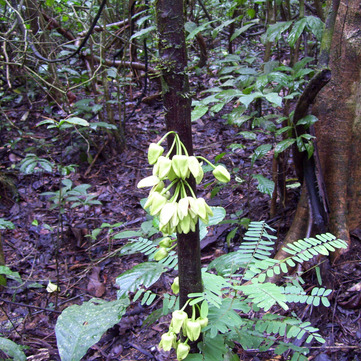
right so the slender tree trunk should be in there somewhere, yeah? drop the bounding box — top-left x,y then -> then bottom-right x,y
155,0 -> 202,311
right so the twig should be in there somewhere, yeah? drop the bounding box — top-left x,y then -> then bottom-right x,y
128,341 -> 155,359
0,297 -> 61,314
84,139 -> 109,177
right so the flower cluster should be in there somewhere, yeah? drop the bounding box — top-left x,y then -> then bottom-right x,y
138,132 -> 230,237
158,304 -> 208,360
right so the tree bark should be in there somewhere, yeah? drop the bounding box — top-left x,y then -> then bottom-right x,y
312,0 -> 361,250
155,0 -> 202,311
274,0 -> 360,263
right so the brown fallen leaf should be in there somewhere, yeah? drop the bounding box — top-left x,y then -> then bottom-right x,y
348,281 -> 361,292
87,266 -> 106,297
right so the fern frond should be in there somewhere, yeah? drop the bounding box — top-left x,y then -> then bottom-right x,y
205,299 -> 247,338
245,233 -> 347,282
119,237 -> 178,269
238,282 -> 289,311
208,221 -> 277,276
284,285 -> 332,307
189,271 -> 230,308
252,314 -> 325,344
241,221 -> 277,261
282,233 -> 348,261
119,237 -> 154,256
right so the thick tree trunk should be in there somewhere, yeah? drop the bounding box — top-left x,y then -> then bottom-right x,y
155,0 -> 202,311
274,0 -> 360,263
312,0 -> 361,248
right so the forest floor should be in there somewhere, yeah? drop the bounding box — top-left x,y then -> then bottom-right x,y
1,78 -> 361,361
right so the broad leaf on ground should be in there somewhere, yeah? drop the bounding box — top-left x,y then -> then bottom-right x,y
55,298 -> 129,361
0,337 -> 26,361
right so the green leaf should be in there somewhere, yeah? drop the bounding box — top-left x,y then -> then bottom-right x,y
61,117 -> 90,127
251,144 -> 272,166
252,175 -> 275,197
263,92 -> 283,107
212,18 -> 236,38
36,119 -> 57,127
55,298 -> 129,361
130,25 -> 156,40
265,21 -> 293,42
191,105 -> 208,121
199,334 -> 227,361
230,21 -> 258,41
0,266 -> 21,283
238,131 -> 257,140
274,138 -> 296,157
0,218 -> 14,230
239,282 -> 288,311
288,18 -> 307,47
305,15 -> 324,41
89,122 -> 117,130
296,114 -> 318,128
186,20 -> 214,40
239,92 -> 262,108
0,337 -> 26,361
113,230 -> 143,239
115,262 -> 165,298
199,206 -> 226,240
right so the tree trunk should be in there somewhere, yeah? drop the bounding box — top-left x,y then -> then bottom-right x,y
155,0 -> 203,312
278,0 -> 361,262
312,0 -> 361,248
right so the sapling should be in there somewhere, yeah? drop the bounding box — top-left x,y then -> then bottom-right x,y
137,131 -> 229,359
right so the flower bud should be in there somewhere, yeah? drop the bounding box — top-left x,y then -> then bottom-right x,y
188,156 -> 202,179
148,143 -> 164,165
189,215 -> 197,233
188,197 -> 199,219
212,165 -> 231,183
171,276 -> 179,294
185,319 -> 201,341
171,309 -> 187,333
160,202 -> 178,228
195,165 -> 204,184
151,180 -> 165,194
176,342 -> 190,361
178,214 -> 191,234
177,197 -> 189,220
170,205 -> 180,229
137,175 -> 161,188
159,221 -> 176,236
154,156 -> 172,179
196,198 -> 213,223
172,155 -> 189,179
154,247 -> 169,261
196,317 -> 208,329
149,192 -> 167,216
159,237 -> 172,248
158,331 -> 176,351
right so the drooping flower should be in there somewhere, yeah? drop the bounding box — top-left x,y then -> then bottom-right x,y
171,309 -> 188,334
185,319 -> 202,341
158,331 -> 176,351
212,165 -> 231,183
176,342 -> 190,360
148,143 -> 164,165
